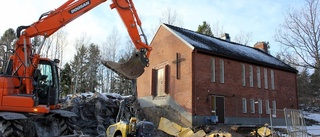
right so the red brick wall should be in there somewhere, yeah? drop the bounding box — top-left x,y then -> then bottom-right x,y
138,24 -> 298,120
137,25 -> 194,113
193,52 -> 297,118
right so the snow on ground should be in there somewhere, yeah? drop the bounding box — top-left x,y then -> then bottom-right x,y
307,125 -> 320,136
304,112 -> 320,135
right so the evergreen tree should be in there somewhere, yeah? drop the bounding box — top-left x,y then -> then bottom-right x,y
60,63 -> 72,97
0,28 -> 16,50
297,68 -> 312,106
197,21 -> 213,37
86,43 -> 101,92
70,44 -> 89,93
0,28 -> 16,71
310,68 -> 320,105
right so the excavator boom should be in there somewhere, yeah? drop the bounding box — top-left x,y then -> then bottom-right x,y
0,0 -> 151,136
13,0 -> 150,95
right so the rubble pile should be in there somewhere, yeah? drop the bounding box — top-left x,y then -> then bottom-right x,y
60,92 -> 140,136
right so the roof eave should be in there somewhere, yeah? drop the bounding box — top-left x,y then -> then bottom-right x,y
161,24 -> 195,50
195,49 -> 297,73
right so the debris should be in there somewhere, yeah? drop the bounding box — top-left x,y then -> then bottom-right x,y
158,117 -> 234,137
207,129 -> 232,137
191,130 -> 206,137
60,92 -> 140,136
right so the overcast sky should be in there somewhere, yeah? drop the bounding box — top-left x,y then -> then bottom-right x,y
0,0 -> 305,64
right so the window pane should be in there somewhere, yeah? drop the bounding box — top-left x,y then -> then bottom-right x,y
242,64 -> 246,86
271,70 -> 275,90
220,60 -> 224,83
272,101 -> 276,115
264,68 -> 268,89
258,99 -> 262,114
250,99 -> 255,113
38,63 -> 53,86
266,100 -> 270,114
211,58 -> 215,82
257,67 -> 261,88
249,65 -> 253,87
242,98 -> 247,113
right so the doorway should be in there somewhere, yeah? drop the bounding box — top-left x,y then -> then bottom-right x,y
211,96 -> 225,123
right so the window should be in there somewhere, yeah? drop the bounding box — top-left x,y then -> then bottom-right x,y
242,98 -> 247,113
250,99 -> 255,113
249,65 -> 253,87
264,68 -> 268,89
220,59 -> 224,83
211,58 -> 215,82
258,99 -> 262,114
272,101 -> 277,115
271,70 -> 275,90
38,63 -> 53,86
266,100 -> 270,114
257,67 -> 261,88
242,64 -> 246,86
152,65 -> 168,97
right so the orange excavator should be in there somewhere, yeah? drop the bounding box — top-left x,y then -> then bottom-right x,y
0,0 -> 150,136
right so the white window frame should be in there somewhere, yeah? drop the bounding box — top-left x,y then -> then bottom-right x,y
242,64 -> 246,86
271,70 -> 275,90
250,99 -> 255,113
220,59 -> 224,83
257,67 -> 261,88
266,100 -> 270,114
211,58 -> 215,82
264,68 -> 268,89
249,65 -> 253,87
242,98 -> 247,113
258,99 -> 262,114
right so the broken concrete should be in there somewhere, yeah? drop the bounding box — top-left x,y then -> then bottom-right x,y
60,92 -> 140,136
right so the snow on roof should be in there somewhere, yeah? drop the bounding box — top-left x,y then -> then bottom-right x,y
164,24 -> 297,73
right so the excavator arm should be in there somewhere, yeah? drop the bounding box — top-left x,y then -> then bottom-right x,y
12,0 -> 151,94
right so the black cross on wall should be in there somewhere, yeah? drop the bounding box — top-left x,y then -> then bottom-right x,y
172,53 -> 185,79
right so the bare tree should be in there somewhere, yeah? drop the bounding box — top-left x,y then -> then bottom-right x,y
150,7 -> 184,37
197,21 -> 252,46
100,28 -> 122,93
234,31 -> 253,46
42,29 -> 68,68
275,0 -> 320,69
211,21 -> 225,37
160,7 -> 183,26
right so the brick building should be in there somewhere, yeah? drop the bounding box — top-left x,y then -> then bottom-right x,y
137,24 -> 298,126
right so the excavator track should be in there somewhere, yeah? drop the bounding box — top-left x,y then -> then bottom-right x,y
0,119 -> 25,137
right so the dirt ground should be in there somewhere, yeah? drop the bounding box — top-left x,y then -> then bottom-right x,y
139,106 -> 251,137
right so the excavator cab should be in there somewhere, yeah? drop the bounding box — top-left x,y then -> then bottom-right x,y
33,59 -> 60,106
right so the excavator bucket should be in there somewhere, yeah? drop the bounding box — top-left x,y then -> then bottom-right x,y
102,53 -> 146,79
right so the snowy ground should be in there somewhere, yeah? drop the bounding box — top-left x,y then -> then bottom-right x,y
304,112 -> 320,136
274,112 -> 320,136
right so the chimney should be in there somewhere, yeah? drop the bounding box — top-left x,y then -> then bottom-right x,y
254,41 -> 269,53
220,33 -> 230,41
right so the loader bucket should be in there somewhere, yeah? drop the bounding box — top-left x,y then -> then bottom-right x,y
102,53 -> 146,79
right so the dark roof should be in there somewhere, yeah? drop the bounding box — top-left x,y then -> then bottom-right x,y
164,24 -> 297,73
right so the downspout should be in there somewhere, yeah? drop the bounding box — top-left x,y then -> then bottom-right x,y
192,50 -> 197,125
